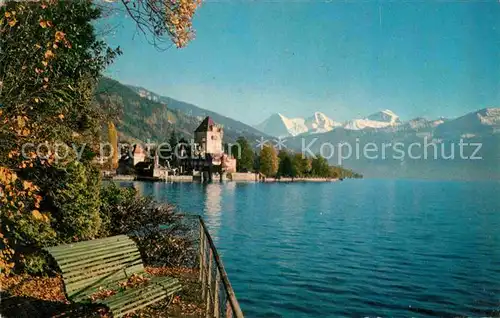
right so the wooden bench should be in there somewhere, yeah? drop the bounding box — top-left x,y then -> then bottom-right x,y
45,235 -> 182,317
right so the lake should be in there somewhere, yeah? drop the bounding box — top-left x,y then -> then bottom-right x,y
122,180 -> 500,317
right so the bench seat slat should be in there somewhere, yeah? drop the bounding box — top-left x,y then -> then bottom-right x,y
105,284 -> 164,308
66,270 -> 128,296
64,260 -> 143,285
50,241 -> 136,260
61,253 -> 142,273
69,275 -> 134,302
104,277 -> 179,307
57,246 -> 139,266
63,259 -> 143,280
46,235 -> 131,253
47,238 -> 135,256
113,289 -> 167,312
59,250 -> 141,271
100,278 -> 182,316
113,294 -> 168,318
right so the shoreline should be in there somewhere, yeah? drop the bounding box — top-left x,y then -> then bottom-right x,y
105,174 -> 341,183
261,177 -> 339,183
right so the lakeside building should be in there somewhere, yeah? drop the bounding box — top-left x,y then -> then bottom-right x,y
179,116 -> 237,181
113,116 -> 237,181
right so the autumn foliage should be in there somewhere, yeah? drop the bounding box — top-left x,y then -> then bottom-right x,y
0,0 -> 119,274
118,0 -> 202,48
259,144 -> 279,177
0,0 -> 201,276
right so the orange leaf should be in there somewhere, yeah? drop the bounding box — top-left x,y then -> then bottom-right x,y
44,50 -> 54,59
54,31 -> 65,42
32,210 -> 43,220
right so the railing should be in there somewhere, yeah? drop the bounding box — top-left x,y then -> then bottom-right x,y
198,216 -> 244,318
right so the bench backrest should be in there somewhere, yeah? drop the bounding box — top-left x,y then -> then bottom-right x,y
45,235 -> 144,302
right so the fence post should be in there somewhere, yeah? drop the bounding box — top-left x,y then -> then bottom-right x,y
225,298 -> 233,318
214,270 -> 220,318
200,220 -> 206,300
197,216 -> 244,318
206,248 -> 213,317
199,218 -> 204,281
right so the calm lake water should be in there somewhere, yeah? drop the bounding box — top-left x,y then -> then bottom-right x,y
124,180 -> 500,317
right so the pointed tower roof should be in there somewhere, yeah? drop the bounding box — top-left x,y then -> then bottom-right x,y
133,144 -> 144,155
195,116 -> 216,132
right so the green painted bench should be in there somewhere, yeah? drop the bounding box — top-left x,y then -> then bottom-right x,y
45,235 -> 182,317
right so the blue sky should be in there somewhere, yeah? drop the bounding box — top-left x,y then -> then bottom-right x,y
102,1 -> 500,125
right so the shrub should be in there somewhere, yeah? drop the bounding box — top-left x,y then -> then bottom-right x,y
100,183 -> 197,268
0,168 -> 56,274
21,251 -> 54,276
49,162 -> 102,243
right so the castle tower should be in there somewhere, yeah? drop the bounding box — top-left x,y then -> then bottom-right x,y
194,116 -> 223,155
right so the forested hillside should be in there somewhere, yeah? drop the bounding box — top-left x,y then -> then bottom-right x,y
95,77 -> 199,142
95,77 -> 267,144
127,84 -> 267,138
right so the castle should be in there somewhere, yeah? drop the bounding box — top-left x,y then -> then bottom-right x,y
117,116 -> 236,181
189,116 -> 236,179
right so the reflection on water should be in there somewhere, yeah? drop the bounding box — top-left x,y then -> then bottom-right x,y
203,183 -> 223,240
127,181 -> 231,242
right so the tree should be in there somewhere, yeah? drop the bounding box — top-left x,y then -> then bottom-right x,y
0,0 -> 119,272
311,155 -> 330,177
253,151 -> 260,172
292,153 -> 307,177
278,150 -> 293,178
259,144 -> 278,177
167,130 -> 179,166
329,166 -> 340,179
168,130 -> 178,149
232,137 -> 253,172
108,121 -> 119,170
50,162 -> 102,243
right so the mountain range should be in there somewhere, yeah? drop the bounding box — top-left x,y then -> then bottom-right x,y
255,112 -> 343,137
256,109 -> 405,137
283,107 -> 500,180
96,77 -> 500,180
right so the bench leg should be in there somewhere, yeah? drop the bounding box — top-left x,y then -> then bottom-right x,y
166,294 -> 175,307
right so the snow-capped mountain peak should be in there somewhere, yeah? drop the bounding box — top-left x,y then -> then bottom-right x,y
344,109 -> 402,130
255,112 -> 341,137
305,112 -> 342,133
254,113 -> 305,137
366,109 -> 400,124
